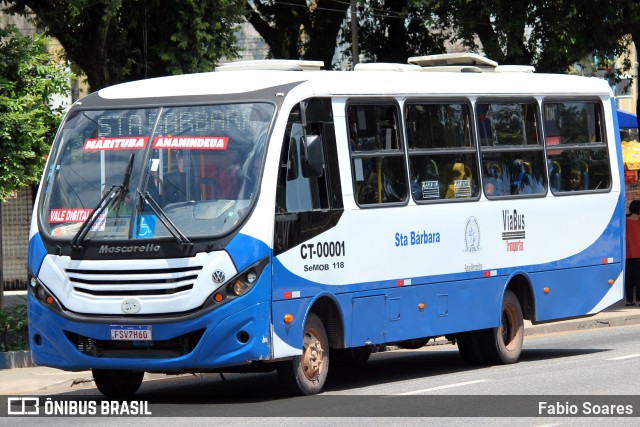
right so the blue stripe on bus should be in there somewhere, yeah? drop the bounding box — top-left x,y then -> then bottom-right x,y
270,201 -> 624,349
28,233 -> 47,275
271,202 -> 623,299
225,233 -> 271,272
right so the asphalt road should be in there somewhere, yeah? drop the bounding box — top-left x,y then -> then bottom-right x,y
3,324 -> 639,426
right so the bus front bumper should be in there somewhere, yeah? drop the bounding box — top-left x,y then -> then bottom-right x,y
27,294 -> 272,372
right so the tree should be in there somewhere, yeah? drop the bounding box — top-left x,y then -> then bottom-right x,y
0,25 -> 72,200
413,0 -> 640,126
613,1 -> 640,129
6,0 -> 246,91
245,0 -> 350,68
353,0 -> 446,63
418,0 -> 630,74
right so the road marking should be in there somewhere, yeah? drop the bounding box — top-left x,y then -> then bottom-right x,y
605,353 -> 640,361
396,379 -> 489,395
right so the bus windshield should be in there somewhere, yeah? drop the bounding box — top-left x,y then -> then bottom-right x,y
39,102 -> 274,241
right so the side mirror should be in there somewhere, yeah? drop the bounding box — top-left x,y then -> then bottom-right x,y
301,134 -> 324,178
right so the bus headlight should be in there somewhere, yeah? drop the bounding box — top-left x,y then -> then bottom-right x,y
27,273 -> 63,312
201,257 -> 269,311
231,279 -> 249,296
246,271 -> 258,284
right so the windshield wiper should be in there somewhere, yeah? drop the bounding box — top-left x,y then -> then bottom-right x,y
71,154 -> 135,249
137,190 -> 192,247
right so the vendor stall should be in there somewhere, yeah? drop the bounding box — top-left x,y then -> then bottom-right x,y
618,109 -> 638,141
623,140 -> 640,206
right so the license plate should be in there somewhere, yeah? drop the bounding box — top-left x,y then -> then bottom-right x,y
110,325 -> 152,341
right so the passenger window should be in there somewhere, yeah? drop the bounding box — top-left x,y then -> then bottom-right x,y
405,102 -> 479,202
347,103 -> 408,205
543,101 -> 611,193
477,101 -> 547,197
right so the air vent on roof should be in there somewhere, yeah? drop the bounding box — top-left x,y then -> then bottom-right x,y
408,53 -> 499,70
354,63 -> 421,72
407,53 -> 535,73
494,65 -> 535,73
215,59 -> 324,72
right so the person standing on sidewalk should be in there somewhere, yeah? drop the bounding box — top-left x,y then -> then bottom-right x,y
625,200 -> 640,306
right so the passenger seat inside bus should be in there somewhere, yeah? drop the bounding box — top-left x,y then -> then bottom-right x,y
483,162 -> 503,196
445,162 -> 472,198
548,160 -> 562,192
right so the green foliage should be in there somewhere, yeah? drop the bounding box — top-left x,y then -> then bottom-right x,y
351,0 -> 446,64
0,25 -> 72,201
414,0 -> 633,74
246,0 -> 350,68
7,0 -> 246,90
0,302 -> 29,352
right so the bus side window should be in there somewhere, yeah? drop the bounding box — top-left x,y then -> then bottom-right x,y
405,101 -> 478,202
348,102 -> 408,206
544,101 -> 611,194
276,98 -> 337,213
477,100 -> 546,197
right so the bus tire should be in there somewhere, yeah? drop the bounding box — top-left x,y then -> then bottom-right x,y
479,290 -> 524,364
92,369 -> 144,397
278,313 -> 329,395
331,346 -> 372,367
456,331 -> 485,365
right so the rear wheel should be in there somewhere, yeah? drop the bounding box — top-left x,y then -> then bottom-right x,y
331,346 -> 372,368
278,313 -> 329,395
478,290 -> 524,364
92,369 -> 144,397
456,331 -> 485,365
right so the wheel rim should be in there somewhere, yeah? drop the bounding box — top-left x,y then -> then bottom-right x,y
500,304 -> 518,350
301,327 -> 325,381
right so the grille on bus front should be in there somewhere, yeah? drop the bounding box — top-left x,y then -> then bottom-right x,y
64,329 -> 206,358
65,266 -> 203,297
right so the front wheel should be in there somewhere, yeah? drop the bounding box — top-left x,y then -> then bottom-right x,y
478,290 -> 524,364
92,369 -> 144,397
278,313 -> 329,395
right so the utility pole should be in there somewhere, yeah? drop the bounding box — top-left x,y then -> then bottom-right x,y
350,0 -> 359,67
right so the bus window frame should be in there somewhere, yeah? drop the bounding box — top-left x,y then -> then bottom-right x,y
403,97 -> 480,204
346,98 -> 409,208
475,97 -> 548,200
541,97 -> 612,196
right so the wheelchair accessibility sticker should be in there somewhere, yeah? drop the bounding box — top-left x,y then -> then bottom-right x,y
134,215 -> 157,238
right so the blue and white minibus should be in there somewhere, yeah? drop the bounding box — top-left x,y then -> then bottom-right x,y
27,56 -> 625,396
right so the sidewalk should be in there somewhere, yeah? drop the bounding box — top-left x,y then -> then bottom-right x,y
1,300 -> 639,395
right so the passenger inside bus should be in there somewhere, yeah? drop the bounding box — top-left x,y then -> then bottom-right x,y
566,162 -> 589,191
163,150 -> 199,205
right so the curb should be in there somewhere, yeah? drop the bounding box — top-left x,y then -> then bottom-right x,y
525,312 -> 640,336
0,350 -> 35,369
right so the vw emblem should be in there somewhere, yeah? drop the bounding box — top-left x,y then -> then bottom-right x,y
212,269 -> 226,284
121,298 -> 142,314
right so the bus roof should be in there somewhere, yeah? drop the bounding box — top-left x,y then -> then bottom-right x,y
93,69 -> 613,104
